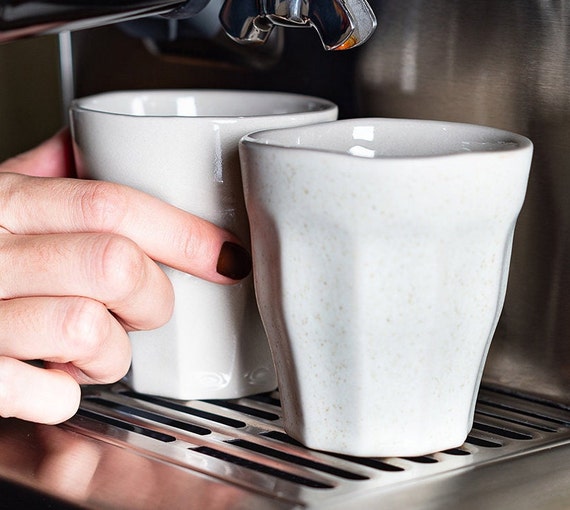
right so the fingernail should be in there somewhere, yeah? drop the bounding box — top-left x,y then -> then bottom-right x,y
216,241 -> 252,280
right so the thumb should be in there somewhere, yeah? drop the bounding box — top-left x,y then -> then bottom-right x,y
0,129 -> 74,178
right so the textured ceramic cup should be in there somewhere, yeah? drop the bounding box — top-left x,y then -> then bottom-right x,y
69,89 -> 338,400
239,118 -> 532,456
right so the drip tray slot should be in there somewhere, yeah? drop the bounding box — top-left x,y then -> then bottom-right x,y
64,385 -> 570,509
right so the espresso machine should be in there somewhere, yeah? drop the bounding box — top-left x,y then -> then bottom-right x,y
1,1 -> 570,508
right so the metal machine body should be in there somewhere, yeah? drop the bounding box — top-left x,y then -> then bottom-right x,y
1,1 -> 570,508
356,0 -> 570,408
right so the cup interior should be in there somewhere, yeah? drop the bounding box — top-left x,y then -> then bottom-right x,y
244,118 -> 531,158
71,90 -> 336,118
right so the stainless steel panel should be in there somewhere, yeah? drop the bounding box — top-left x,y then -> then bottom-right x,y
1,385 -> 570,509
0,0 -> 190,42
356,0 -> 570,405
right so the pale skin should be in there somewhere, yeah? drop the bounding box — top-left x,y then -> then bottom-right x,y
0,130 -> 250,425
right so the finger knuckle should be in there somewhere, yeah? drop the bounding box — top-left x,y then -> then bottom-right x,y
99,354 -> 131,385
0,173 -> 26,229
0,238 -> 15,299
78,181 -> 127,232
60,298 -> 109,359
97,234 -> 146,302
58,298 -> 131,385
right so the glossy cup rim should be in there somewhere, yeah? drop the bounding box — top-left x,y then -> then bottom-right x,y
241,118 -> 533,160
70,89 -> 338,120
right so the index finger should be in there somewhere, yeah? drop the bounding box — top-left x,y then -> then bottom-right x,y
0,174 -> 252,284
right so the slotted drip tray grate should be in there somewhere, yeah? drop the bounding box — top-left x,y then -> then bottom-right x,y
64,384 -> 570,509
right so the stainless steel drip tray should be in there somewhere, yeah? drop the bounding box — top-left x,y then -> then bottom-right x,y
2,385 -> 570,509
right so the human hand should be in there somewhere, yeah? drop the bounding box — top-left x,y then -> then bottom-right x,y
0,130 -> 252,424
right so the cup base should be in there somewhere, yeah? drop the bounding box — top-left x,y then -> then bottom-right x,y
125,369 -> 278,401
284,425 -> 469,458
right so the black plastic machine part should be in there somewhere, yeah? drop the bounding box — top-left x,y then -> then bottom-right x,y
0,0 -> 210,30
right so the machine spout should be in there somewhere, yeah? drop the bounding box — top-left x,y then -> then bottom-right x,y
219,0 -> 376,51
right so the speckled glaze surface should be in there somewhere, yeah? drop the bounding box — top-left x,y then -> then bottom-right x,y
69,90 -> 338,400
240,118 -> 533,456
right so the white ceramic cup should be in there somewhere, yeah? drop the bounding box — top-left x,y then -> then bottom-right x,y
69,89 -> 338,400
239,118 -> 532,456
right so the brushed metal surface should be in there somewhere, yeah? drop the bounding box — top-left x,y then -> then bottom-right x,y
0,0 -> 187,42
1,385 -> 570,509
356,0 -> 570,406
